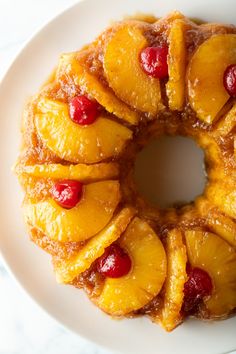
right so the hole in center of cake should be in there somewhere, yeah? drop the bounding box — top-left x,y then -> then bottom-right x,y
134,136 -> 206,208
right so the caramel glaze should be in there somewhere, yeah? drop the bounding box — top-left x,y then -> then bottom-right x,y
16,14 -> 236,320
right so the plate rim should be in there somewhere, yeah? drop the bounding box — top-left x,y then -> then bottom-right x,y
0,1 -> 236,353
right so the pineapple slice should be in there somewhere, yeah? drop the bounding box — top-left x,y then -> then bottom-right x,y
154,11 -> 186,33
185,230 -> 236,317
167,19 -> 187,110
213,102 -> 236,137
54,207 -> 136,283
23,180 -> 120,242
35,98 -> 132,163
97,217 -> 166,315
196,197 -> 236,247
187,34 -> 236,123
206,213 -> 236,248
103,26 -> 163,116
16,162 -> 119,182
158,229 -> 187,331
56,53 -> 139,125
205,180 -> 236,219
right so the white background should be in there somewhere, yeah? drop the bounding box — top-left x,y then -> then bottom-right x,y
0,1 -> 109,353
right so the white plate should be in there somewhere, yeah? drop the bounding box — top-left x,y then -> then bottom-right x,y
0,0 -> 235,353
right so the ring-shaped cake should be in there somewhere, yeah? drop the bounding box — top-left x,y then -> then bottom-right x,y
15,11 -> 236,331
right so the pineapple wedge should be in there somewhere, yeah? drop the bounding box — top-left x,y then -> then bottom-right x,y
16,162 -> 119,182
167,19 -> 187,110
187,34 -> 236,124
54,207 -> 136,283
213,102 -> 236,137
23,180 -> 120,242
154,11 -> 186,32
35,97 -> 132,163
196,197 -> 236,247
97,217 -> 166,315
104,26 -> 163,116
158,229 -> 187,331
56,53 -> 139,125
185,230 -> 236,317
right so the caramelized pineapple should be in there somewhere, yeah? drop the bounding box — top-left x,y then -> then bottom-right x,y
196,197 -> 236,247
104,26 -> 163,116
166,19 -> 186,110
97,217 -> 166,315
185,230 -> 236,317
23,181 -> 120,242
16,162 -> 119,183
157,229 -> 187,331
154,11 -> 186,32
54,207 -> 136,283
208,214 -> 236,247
35,98 -> 132,163
213,102 -> 236,137
56,53 -> 139,125
187,34 -> 236,123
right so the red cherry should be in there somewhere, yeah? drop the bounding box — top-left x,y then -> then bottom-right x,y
69,95 -> 100,125
139,45 -> 169,79
183,267 -> 213,313
223,64 -> 236,96
97,244 -> 132,278
51,180 -> 83,209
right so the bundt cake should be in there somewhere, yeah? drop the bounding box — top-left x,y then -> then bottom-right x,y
15,11 -> 236,331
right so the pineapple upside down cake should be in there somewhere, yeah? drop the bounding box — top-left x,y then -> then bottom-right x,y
15,11 -> 236,331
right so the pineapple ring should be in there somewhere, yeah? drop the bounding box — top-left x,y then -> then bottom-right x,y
54,207 -> 136,283
103,25 -> 163,116
187,34 -> 236,124
185,230 -> 236,317
97,217 -> 167,316
23,181 -> 121,242
166,19 -> 187,111
196,197 -> 236,247
15,162 -> 119,182
56,53 -> 139,125
213,102 -> 236,137
35,97 -> 132,164
157,229 -> 187,331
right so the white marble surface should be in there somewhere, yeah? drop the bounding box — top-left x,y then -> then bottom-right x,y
0,1 -> 109,353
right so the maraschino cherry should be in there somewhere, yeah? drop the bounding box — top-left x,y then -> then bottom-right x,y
69,95 -> 100,125
140,45 -> 169,79
51,180 -> 83,209
97,244 -> 132,278
223,64 -> 236,96
183,266 -> 213,313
